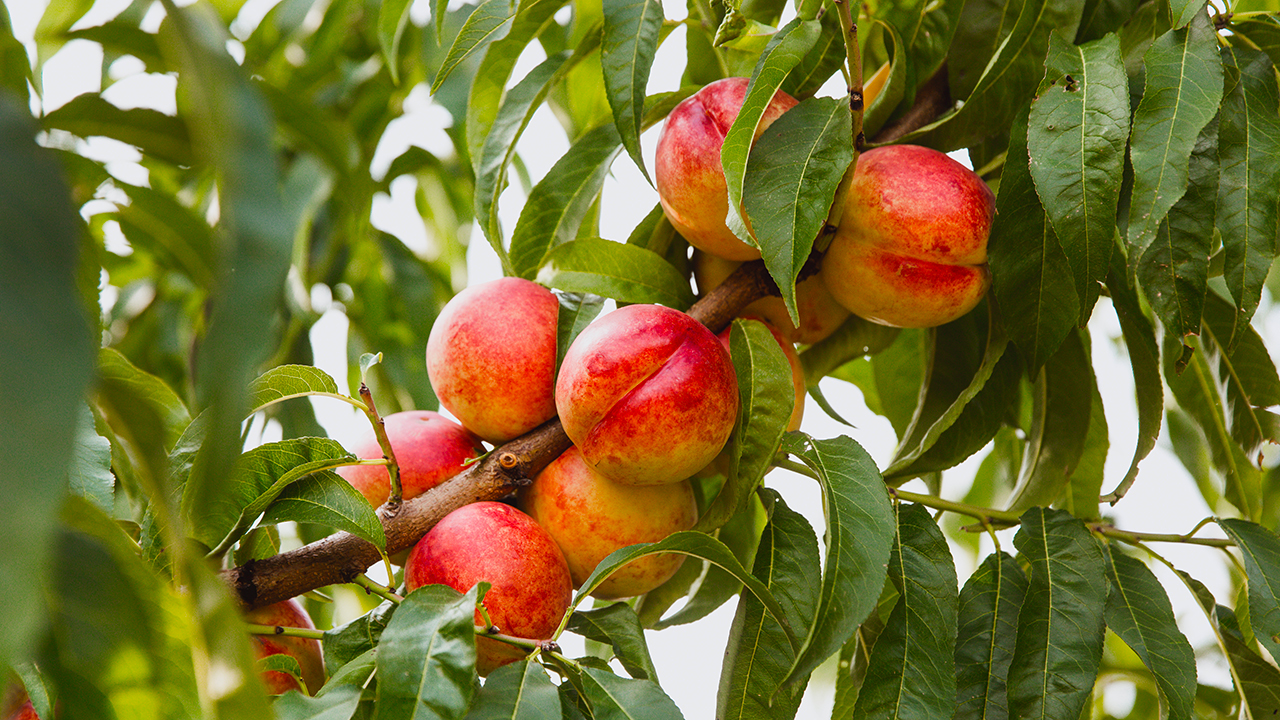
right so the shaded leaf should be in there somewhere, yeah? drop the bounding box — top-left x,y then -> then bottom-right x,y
953,552 -> 1029,720
554,291 -> 606,375
464,660 -> 562,719
43,93 -> 193,166
1006,508 -> 1108,720
1199,292 -> 1280,465
1218,518 -> 1280,666
374,584 -> 479,719
566,603 -> 659,681
262,470 -> 387,551
1105,240 -> 1163,499
433,0 -> 519,93
379,0 -> 414,83
852,503 -> 958,719
582,667 -> 684,719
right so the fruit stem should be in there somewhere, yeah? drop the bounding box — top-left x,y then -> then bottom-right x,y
358,382 -> 404,513
834,0 -> 864,152
245,624 -> 326,640
353,573 -> 404,604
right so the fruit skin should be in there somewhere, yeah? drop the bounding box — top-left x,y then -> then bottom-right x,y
426,277 -> 560,443
717,319 -> 805,432
556,304 -> 738,486
694,251 -> 850,345
821,144 -> 995,329
336,410 -> 484,508
404,501 -> 573,676
245,598 -> 326,695
521,446 -> 697,599
655,77 -> 798,262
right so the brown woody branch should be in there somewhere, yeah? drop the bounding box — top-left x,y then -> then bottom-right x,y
225,83 -> 955,609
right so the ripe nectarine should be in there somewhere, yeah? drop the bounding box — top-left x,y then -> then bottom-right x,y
336,410 -> 483,507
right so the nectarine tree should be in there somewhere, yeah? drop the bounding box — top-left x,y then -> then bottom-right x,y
4,0 -> 1280,717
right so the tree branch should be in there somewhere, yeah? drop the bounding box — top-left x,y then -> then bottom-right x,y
225,261 -> 777,609
870,64 -> 951,145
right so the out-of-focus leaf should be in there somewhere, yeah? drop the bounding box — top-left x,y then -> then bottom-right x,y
602,0 -> 663,182
1178,571 -> 1280,716
566,603 -> 658,681
1103,546 -> 1196,720
852,504 -> 958,718
464,660 -> 562,719
43,93 -> 193,166
1218,519 -> 1280,666
537,238 -> 697,309
1063,379 -> 1107,520
722,16 -> 821,244
1105,241 -> 1162,499
581,667 -> 685,719
1137,117 -> 1215,344
1199,292 -> 1280,466
0,6 -> 31,106
907,0 -> 1085,150
374,584 -> 478,718
1125,10 -> 1223,263
258,82 -> 358,173
65,20 -> 166,72
777,433 -> 895,687
698,319 -> 793,532
1216,45 -> 1280,346
70,403 -> 115,513
1074,0 -> 1143,42
45,499 -> 203,719
799,315 -> 901,383
511,123 -> 624,279
34,0 -> 95,81
1027,31 -> 1128,321
1006,329 -> 1095,513
717,491 -> 820,720
988,109 -> 1079,373
953,552 -> 1028,720
261,470 -> 386,550
1006,508 -> 1108,720
744,96 -> 852,325
379,0 -> 414,83
433,0 -> 519,93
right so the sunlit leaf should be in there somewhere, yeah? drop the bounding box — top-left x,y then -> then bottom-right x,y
537,238 -> 697,309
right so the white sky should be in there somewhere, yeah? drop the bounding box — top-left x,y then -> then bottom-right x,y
8,0 -> 1258,714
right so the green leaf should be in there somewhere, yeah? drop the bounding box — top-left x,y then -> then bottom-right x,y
113,181 -> 218,289
744,96 -> 852,324
1178,571 -> 1280,716
1062,378 -> 1107,520
379,0 -> 414,83
464,660 -> 562,719
572,531 -> 797,650
777,434 -> 896,687
45,498 -> 203,719
274,685 -> 363,720
510,123 -> 624,279
799,315 -> 901,383
1216,45 -> 1280,344
374,584 -> 479,719
34,0 -> 95,83
953,552 -> 1029,720
465,0 -> 572,166
885,307 -> 1016,481
536,238 -> 697,309
262,471 -> 387,550
1006,328 -> 1096,513
1125,10 -> 1224,262
554,290 -> 607,376
566,603 -> 659,681
717,491 -> 820,720
0,93 -> 97,667
185,436 -> 356,551
1027,31 -> 1128,322
907,0 -> 1085,150
988,108 -> 1079,374
1234,17 -> 1280,70
1006,508 -> 1108,720
582,667 -> 685,720
874,0 -> 964,85
852,504 -> 958,719
69,402 -> 114,515
433,0 -> 519,93
1103,546 -> 1196,720
860,22 -> 909,140
780,7 -> 845,100
65,20 -> 166,72
0,7 -> 31,107
602,0 -> 663,182
324,602 -> 397,677
249,365 -> 344,415
1137,116 -> 1215,343
42,93 -> 194,166
721,16 -> 821,244
1105,241 -> 1163,499
698,319 -> 794,531
1218,519 -> 1280,666
257,82 -> 359,173
1199,292 -> 1280,465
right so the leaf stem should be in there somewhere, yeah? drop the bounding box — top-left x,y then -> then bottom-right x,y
246,624 -> 326,640
353,573 -> 404,604
1086,522 -> 1234,548
358,382 -> 403,512
890,487 -> 1023,525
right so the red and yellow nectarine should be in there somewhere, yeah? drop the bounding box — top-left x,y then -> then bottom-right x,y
336,410 -> 483,508
245,598 -> 326,695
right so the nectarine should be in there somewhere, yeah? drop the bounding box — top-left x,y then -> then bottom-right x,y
245,598 -> 326,695
336,410 -> 483,507
694,251 -> 850,345
821,145 -> 994,328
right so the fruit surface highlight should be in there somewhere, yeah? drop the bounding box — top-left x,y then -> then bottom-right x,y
655,77 -> 798,261
426,276 -> 559,442
336,410 -> 483,507
404,501 -> 573,675
821,144 -> 995,328
556,304 -> 738,486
